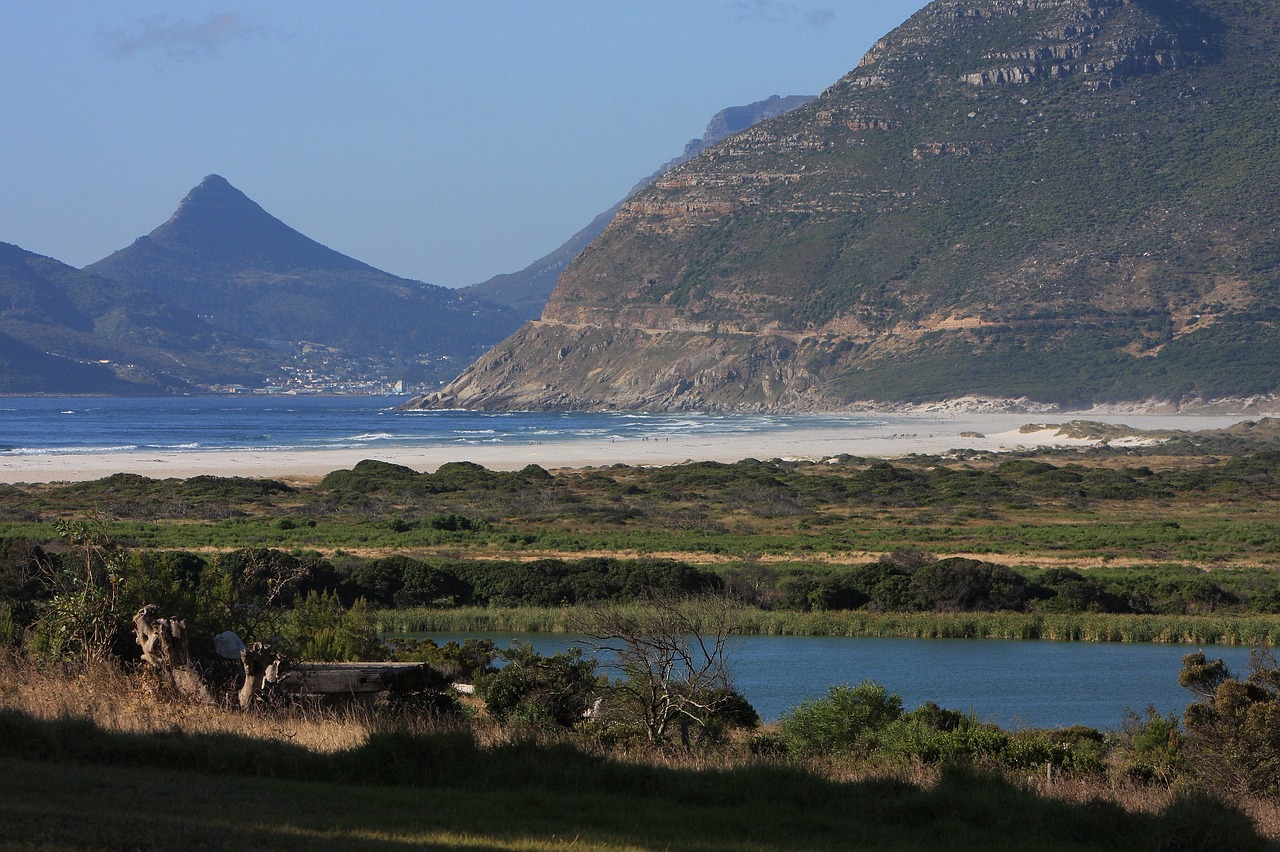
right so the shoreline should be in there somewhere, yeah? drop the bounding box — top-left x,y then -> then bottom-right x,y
0,411 -> 1253,484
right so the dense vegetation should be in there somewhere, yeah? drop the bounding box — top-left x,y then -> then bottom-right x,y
5,429 -> 1280,638
6,429 -> 1280,846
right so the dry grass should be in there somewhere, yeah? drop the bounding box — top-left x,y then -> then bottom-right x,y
4,651 -> 1280,843
0,651 -> 371,754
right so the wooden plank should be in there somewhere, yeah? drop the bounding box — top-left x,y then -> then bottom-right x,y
279,662 -> 431,695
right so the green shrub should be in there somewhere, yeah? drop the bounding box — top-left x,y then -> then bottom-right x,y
387,636 -> 496,683
778,681 -> 903,754
283,592 -> 385,662
476,642 -> 600,728
1181,649 -> 1280,794
1117,705 -> 1184,784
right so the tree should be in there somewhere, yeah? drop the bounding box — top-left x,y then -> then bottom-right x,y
1180,650 -> 1280,795
196,548 -> 319,646
578,594 -> 750,746
283,591 -> 385,662
30,520 -> 126,665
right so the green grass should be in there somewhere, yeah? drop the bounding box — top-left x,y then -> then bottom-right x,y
6,514 -> 1280,565
1,712 -> 1272,851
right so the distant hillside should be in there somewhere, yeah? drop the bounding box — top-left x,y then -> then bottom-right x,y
0,242 -> 272,393
0,328 -> 143,395
462,95 -> 815,320
87,175 -> 524,386
416,0 -> 1280,413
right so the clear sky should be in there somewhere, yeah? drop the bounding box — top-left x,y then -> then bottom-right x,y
2,1 -> 927,287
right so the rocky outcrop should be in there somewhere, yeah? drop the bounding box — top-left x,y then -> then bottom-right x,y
462,95 -> 814,320
412,0 -> 1280,413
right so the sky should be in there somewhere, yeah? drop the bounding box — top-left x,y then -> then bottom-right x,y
2,1 -> 928,288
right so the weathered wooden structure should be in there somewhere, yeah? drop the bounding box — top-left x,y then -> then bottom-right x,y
274,661 -> 437,706
135,602 -> 437,709
132,605 -> 211,703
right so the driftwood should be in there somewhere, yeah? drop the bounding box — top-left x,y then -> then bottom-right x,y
132,605 -> 211,703
136,604 -> 435,710
238,643 -> 286,709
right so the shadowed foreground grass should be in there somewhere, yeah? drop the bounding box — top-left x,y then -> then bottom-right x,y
0,711 -> 1272,852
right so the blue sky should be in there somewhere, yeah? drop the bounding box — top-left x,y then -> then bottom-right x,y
2,1 -> 926,287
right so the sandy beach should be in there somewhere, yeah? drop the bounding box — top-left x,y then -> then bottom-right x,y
0,411 -> 1254,484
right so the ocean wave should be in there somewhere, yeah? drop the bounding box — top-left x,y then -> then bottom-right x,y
2,445 -> 139,456
342,432 -> 403,443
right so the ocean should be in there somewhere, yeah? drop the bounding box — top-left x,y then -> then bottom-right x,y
0,395 -> 880,458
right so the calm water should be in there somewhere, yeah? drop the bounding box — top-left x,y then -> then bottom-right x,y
5,396 -> 1258,729
421,632 -> 1258,730
0,395 -> 874,456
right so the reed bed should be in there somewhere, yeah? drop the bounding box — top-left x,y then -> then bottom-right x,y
377,606 -> 1280,645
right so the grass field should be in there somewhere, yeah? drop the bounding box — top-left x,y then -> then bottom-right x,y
6,438 -> 1280,848
2,716 -> 1274,852
1,657 -> 1277,851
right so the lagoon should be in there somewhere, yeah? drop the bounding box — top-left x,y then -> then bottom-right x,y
422,632 -> 1259,730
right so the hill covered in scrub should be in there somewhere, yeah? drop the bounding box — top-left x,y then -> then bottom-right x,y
462,95 -> 815,320
414,0 -> 1280,413
0,242 -> 273,393
86,175 -> 524,388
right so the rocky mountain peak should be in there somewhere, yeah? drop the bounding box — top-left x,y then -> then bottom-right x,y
142,174 -> 372,273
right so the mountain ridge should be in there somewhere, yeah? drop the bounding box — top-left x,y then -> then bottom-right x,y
412,0 -> 1280,413
86,175 -> 524,388
461,95 -> 815,320
0,241 -> 273,393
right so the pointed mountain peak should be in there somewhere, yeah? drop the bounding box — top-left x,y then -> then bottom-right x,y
199,173 -> 232,188
143,175 -> 374,273
165,174 -> 268,227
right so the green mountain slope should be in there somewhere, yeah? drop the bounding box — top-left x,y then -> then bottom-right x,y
0,242 -> 273,393
417,0 -> 1280,412
462,95 -> 815,321
86,176 -> 524,381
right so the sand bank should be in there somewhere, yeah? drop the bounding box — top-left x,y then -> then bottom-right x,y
0,412 -> 1251,484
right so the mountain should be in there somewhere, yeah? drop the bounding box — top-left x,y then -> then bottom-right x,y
0,328 -> 144,395
414,0 -> 1280,413
0,242 -> 272,393
87,175 -> 524,386
461,95 -> 815,321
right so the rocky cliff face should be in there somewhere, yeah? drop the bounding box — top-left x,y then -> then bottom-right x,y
462,95 -> 814,321
413,0 -> 1280,412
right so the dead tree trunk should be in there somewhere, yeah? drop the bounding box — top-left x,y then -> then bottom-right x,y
239,643 -> 284,710
132,604 -> 211,703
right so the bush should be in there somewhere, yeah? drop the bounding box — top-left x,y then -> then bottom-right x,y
778,681 -> 903,754
1180,649 -> 1280,794
909,558 -> 1032,612
1117,705 -> 1184,784
476,642 -> 600,727
283,592 -> 385,662
388,637 -> 496,682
